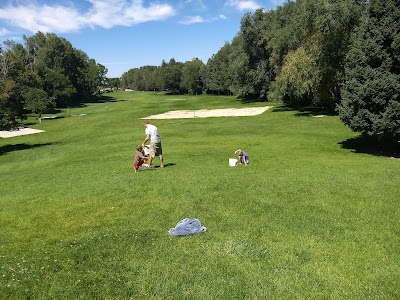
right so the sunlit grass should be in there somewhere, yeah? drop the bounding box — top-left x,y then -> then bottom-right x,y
1,91 -> 399,299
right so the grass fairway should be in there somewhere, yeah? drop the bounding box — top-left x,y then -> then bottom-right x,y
1,91 -> 399,299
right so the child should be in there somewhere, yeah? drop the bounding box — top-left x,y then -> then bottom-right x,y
133,145 -> 148,172
234,149 -> 250,165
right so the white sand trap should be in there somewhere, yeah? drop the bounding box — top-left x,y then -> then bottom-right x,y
42,116 -> 60,119
143,106 -> 272,119
0,128 -> 45,138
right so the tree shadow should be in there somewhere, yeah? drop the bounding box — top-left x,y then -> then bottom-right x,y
0,143 -> 57,156
94,95 -> 128,103
272,105 -> 336,116
271,106 -> 295,113
108,99 -> 127,102
238,97 -> 268,104
92,95 -> 115,103
339,135 -> 400,158
46,107 -> 63,114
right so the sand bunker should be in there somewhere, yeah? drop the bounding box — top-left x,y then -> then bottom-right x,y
142,106 -> 272,119
0,128 -> 45,138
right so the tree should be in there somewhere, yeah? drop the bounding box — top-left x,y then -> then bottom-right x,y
42,69 -> 75,107
204,42 -> 235,95
181,58 -> 205,94
0,45 -> 13,80
108,77 -> 121,89
161,59 -> 183,93
0,79 -> 25,129
269,46 -> 320,105
22,87 -> 54,123
266,0 -> 362,108
235,10 -> 273,100
337,0 -> 400,140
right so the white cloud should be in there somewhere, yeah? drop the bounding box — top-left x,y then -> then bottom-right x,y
179,13 -> 227,25
179,15 -> 205,25
0,0 -> 176,33
0,28 -> 10,36
225,0 -> 261,11
0,4 -> 84,33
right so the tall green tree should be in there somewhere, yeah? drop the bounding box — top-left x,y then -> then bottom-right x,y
0,79 -> 25,129
269,46 -> 320,106
0,44 -> 25,129
22,87 -> 54,123
338,0 -> 400,140
236,9 -> 272,99
181,58 -> 205,94
0,32 -> 106,129
160,59 -> 183,93
268,0 -> 363,108
204,42 -> 235,95
108,77 -> 121,89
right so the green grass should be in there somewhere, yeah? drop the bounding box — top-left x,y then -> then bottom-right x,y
1,91 -> 399,299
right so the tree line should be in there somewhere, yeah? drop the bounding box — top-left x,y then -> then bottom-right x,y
1,0 -> 398,141
0,32 -> 107,129
121,0 -> 399,141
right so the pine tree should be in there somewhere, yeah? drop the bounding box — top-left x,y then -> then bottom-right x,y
338,0 -> 400,140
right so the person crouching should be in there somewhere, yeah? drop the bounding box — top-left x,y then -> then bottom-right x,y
133,145 -> 148,172
235,149 -> 250,165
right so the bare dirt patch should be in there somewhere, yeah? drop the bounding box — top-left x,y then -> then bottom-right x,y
0,128 -> 45,138
142,106 -> 272,119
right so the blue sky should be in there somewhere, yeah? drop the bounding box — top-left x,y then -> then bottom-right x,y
0,0 -> 285,78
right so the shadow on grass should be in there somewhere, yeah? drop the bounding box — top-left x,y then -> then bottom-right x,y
272,105 -> 336,116
0,143 -> 57,156
95,95 -> 127,103
108,99 -> 127,102
143,163 -> 176,170
339,136 -> 400,158
155,163 -> 176,169
238,97 -> 268,104
271,106 -> 294,112
46,107 -> 63,114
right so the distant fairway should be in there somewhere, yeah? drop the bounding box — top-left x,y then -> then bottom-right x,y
1,91 -> 399,299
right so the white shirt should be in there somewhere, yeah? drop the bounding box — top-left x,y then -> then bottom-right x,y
145,124 -> 160,143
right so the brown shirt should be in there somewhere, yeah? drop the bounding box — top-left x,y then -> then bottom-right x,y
134,150 -> 146,165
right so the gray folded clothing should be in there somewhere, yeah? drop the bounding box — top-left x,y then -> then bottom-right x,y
168,218 -> 207,236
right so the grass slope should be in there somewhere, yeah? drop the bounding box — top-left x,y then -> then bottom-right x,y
1,91 -> 399,299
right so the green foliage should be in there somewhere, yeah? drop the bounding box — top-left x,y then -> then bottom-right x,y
160,59 -> 183,93
181,58 -> 205,94
0,79 -> 25,129
107,77 -> 121,89
269,46 -> 320,105
43,69 -> 76,107
121,59 -> 185,93
121,65 -> 158,91
235,10 -> 273,99
22,87 -> 54,121
0,32 -> 106,128
338,0 -> 400,140
204,42 -> 234,95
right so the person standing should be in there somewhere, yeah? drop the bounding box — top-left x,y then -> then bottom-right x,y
142,120 -> 164,168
